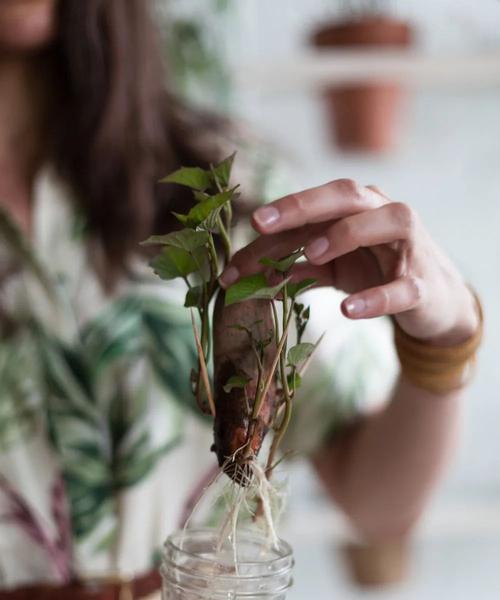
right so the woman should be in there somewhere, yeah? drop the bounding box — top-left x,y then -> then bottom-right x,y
0,0 -> 482,598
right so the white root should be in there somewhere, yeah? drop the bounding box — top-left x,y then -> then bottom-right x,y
180,468 -> 225,550
181,451 -> 287,570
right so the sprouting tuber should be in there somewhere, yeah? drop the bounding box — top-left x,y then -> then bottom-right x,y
144,153 -> 319,487
212,293 -> 278,484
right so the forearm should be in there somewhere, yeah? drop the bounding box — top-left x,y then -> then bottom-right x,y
313,374 -> 463,541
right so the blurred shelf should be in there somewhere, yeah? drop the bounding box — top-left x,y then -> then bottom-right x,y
234,49 -> 500,93
283,498 -> 500,543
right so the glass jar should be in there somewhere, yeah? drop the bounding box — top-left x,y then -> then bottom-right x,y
161,528 -> 294,599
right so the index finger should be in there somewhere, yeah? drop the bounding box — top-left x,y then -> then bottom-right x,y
252,178 -> 385,235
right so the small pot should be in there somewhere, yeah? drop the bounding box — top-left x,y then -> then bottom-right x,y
342,539 -> 410,587
311,17 -> 413,152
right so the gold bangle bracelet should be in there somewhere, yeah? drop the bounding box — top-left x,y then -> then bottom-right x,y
394,292 -> 484,394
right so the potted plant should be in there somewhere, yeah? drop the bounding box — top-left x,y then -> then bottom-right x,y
310,1 -> 414,153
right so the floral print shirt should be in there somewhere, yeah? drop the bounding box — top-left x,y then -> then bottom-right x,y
0,168 -> 396,590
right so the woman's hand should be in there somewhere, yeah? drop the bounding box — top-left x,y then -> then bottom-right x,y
219,179 -> 478,345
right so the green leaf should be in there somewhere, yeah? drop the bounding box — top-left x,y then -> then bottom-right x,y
94,528 -> 118,553
199,205 -> 227,232
294,302 -> 311,344
161,166 -> 212,191
287,371 -> 302,390
115,440 -> 179,489
212,152 -> 236,188
223,374 -> 250,394
287,342 -> 315,368
225,273 -> 291,306
286,278 -> 317,298
141,229 -> 209,251
293,302 -> 304,315
173,190 -> 233,229
193,191 -> 210,203
184,285 -> 204,308
259,250 -> 304,273
150,246 -> 203,281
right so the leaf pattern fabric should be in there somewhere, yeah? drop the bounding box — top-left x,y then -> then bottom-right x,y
0,167 -> 396,589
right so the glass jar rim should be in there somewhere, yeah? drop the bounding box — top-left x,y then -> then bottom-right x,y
164,527 -> 293,569
160,561 -> 293,588
160,555 -> 294,583
162,575 -> 292,599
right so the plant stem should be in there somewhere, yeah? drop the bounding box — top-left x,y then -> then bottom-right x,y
183,274 -> 208,389
201,304 -> 211,361
281,285 -> 291,401
208,233 -> 218,264
191,310 -> 216,417
251,308 -> 293,422
253,362 -> 263,420
271,300 -> 280,347
216,214 -> 232,264
267,288 -> 294,478
207,237 -> 217,280
223,202 -> 233,234
266,396 -> 292,479
245,312 -> 291,458
209,164 -> 232,265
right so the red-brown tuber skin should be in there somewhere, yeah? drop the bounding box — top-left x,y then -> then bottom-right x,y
212,291 -> 278,485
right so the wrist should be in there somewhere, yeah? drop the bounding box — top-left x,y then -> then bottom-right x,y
394,289 -> 483,395
425,286 -> 480,347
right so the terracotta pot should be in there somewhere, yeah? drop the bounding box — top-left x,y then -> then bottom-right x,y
342,539 -> 410,587
311,17 -> 413,152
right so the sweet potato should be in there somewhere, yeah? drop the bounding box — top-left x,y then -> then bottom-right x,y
212,291 -> 278,484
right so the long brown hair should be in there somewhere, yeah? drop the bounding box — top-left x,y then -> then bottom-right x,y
50,0 -> 220,273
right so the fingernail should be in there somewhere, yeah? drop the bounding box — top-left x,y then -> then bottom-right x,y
344,297 -> 366,317
219,266 -> 239,288
305,237 -> 329,260
253,206 -> 280,228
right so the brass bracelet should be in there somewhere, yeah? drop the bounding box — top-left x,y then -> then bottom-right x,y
394,292 -> 484,394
